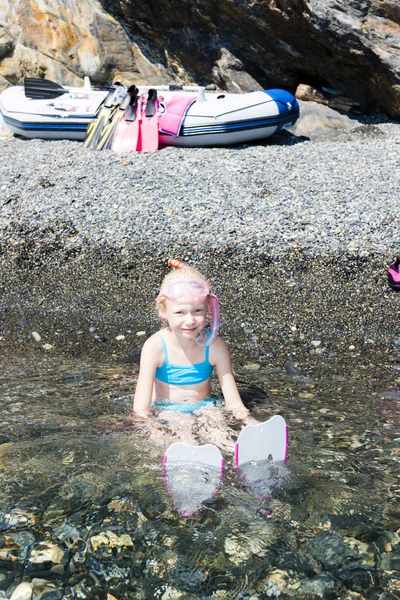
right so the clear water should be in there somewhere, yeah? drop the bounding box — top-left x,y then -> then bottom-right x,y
0,351 -> 399,599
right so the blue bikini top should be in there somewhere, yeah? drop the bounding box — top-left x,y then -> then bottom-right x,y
155,332 -> 214,386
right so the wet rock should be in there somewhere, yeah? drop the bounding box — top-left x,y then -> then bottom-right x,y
0,531 -> 35,566
52,524 -> 81,549
334,562 -> 376,592
305,533 -> 358,568
10,582 -> 32,600
31,579 -> 63,600
26,542 -> 69,575
0,508 -> 38,531
299,573 -> 336,597
9,583 -> 33,600
89,530 -> 134,551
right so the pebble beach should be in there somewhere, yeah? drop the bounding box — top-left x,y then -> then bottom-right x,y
0,119 -> 400,258
0,114 -> 399,358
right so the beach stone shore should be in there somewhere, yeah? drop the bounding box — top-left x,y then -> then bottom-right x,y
0,116 -> 399,362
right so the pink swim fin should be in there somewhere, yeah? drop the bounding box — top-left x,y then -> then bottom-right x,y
140,89 -> 159,152
112,90 -> 142,153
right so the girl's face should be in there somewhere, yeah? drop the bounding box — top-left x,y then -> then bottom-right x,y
160,298 -> 209,339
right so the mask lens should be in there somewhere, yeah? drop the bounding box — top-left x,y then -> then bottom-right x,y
160,279 -> 209,303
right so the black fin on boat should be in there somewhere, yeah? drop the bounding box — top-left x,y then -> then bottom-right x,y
145,89 -> 158,117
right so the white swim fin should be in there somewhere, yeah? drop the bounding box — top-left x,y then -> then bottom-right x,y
235,415 -> 288,467
163,443 -> 224,516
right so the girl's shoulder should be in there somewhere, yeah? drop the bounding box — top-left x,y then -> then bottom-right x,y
141,331 -> 165,355
209,335 -> 230,364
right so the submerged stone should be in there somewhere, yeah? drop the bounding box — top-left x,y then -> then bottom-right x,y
26,543 -> 69,574
9,583 -> 33,600
305,533 -> 358,568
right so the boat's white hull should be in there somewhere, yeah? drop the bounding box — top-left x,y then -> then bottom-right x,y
0,84 -> 299,146
0,84 -> 108,140
159,124 -> 279,147
159,90 -> 298,146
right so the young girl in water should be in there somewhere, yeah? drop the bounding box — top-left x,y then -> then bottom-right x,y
133,260 -> 253,433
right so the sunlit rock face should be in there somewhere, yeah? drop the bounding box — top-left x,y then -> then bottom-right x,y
0,0 -> 168,89
0,0 -> 399,117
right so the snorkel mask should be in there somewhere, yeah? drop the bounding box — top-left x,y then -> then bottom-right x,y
158,259 -> 220,346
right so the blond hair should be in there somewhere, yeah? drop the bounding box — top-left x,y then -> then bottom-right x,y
156,266 -> 210,314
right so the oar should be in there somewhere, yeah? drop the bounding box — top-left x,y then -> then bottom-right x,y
24,77 -> 217,101
138,84 -> 217,92
24,78 -> 74,100
24,77 -> 118,100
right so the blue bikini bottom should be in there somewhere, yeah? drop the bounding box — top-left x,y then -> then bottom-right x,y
153,397 -> 221,415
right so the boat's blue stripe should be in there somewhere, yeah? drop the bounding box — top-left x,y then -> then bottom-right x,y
180,110 -> 299,136
2,115 -> 90,131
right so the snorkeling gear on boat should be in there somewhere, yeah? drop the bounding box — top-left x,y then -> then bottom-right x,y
97,85 -> 138,151
83,83 -> 126,149
388,257 -> 400,290
160,259 -> 220,346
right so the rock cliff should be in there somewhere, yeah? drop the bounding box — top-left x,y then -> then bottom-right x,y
0,0 -> 399,117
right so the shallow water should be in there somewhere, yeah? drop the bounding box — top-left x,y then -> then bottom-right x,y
0,351 -> 399,599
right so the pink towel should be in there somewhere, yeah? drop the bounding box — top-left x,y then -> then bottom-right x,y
158,94 -> 197,136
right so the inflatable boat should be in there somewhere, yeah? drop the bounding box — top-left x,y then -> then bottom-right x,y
0,78 -> 109,140
158,88 -> 299,147
0,78 -> 299,146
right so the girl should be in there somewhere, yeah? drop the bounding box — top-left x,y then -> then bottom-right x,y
133,261 -> 253,426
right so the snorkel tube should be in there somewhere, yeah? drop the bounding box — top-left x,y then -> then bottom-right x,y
166,258 -> 220,346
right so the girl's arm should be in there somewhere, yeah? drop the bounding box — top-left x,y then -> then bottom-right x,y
212,337 -> 252,421
133,336 -> 160,416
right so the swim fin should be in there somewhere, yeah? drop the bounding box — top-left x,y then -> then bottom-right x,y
83,83 -> 125,149
140,89 -> 159,152
235,415 -> 288,467
163,443 -> 224,516
112,92 -> 143,153
97,85 -> 138,151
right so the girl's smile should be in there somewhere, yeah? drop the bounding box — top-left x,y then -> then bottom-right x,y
162,299 -> 208,340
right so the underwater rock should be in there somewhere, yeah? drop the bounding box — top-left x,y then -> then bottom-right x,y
262,569 -> 287,597
9,583 -> 33,600
334,562 -> 376,592
0,508 -> 38,531
160,587 -> 184,599
305,532 -> 358,568
89,530 -> 134,551
26,542 -> 69,575
380,550 -> 400,571
31,578 -> 63,599
52,524 -> 81,549
298,573 -> 336,597
0,531 -> 35,566
224,530 -> 272,566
